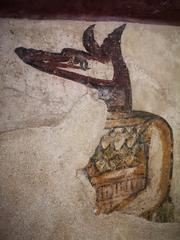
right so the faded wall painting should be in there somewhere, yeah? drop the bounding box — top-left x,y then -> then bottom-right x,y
15,24 -> 174,222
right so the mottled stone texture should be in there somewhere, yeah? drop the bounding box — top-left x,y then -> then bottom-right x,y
0,19 -> 180,239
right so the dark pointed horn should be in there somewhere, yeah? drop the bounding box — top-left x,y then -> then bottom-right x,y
108,24 -> 126,41
83,24 -> 102,57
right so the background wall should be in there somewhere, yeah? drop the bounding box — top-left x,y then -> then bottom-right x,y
0,19 -> 180,240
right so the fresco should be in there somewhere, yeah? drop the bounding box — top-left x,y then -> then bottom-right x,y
15,24 -> 174,222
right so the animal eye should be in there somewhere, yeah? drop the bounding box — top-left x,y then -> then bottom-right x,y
61,50 -> 66,56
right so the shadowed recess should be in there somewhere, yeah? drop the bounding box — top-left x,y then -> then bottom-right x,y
1,0 -> 180,26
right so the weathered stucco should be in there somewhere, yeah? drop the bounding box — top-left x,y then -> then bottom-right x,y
0,19 -> 180,239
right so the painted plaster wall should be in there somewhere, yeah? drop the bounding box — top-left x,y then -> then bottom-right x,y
0,19 -> 180,240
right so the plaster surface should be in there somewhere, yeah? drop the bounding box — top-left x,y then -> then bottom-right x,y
0,19 -> 180,240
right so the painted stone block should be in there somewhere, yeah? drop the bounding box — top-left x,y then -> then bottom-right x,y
15,24 -> 174,222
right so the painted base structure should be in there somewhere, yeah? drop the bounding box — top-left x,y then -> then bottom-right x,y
86,111 -> 173,222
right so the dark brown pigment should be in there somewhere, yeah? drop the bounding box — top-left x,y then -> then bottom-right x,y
1,0 -> 180,26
